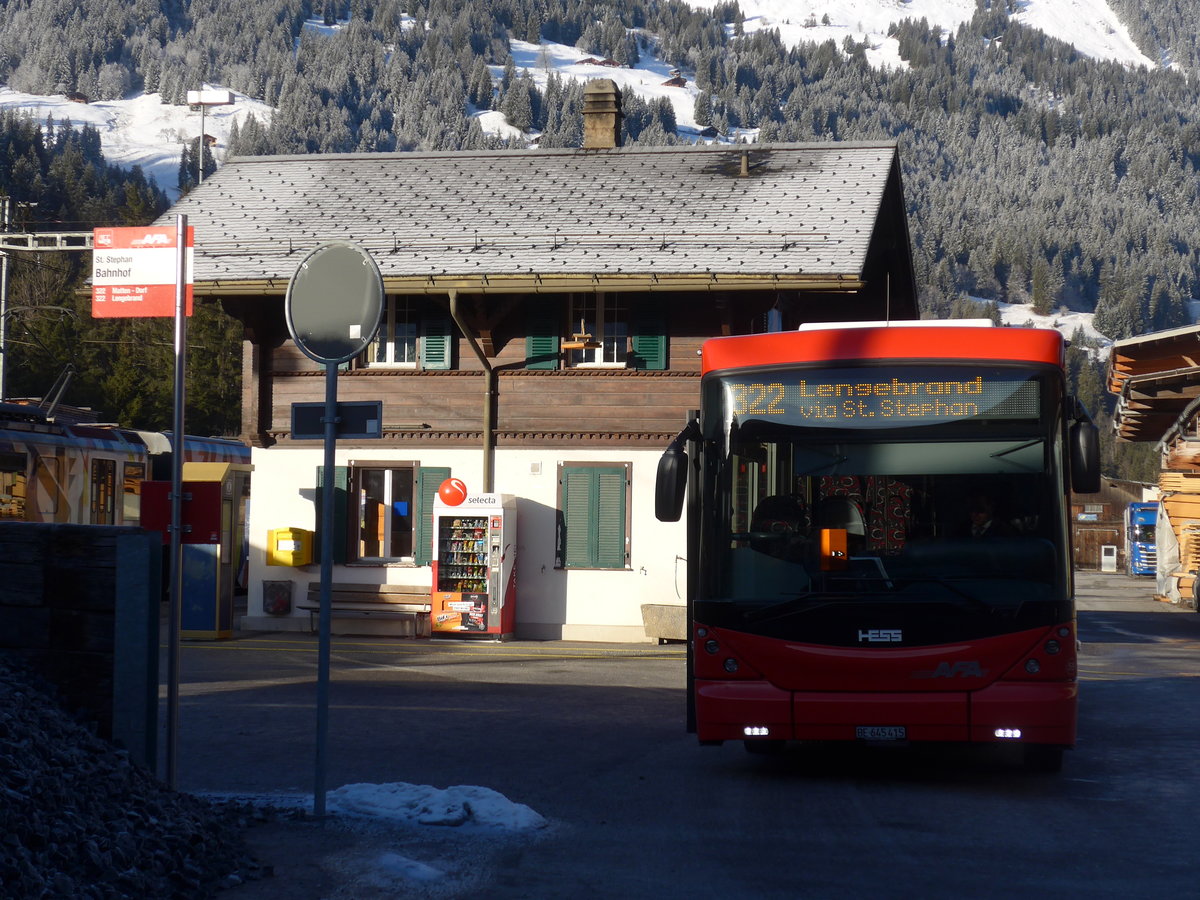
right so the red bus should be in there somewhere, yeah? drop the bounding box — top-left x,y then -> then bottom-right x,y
656,322 -> 1100,772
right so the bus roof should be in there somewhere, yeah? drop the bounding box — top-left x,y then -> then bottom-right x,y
701,325 -> 1065,375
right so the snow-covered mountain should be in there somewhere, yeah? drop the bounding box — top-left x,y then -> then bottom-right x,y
690,0 -> 1154,69
2,1 -> 1157,348
0,2 -> 1158,199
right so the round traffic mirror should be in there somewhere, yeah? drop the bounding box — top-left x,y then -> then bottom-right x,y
285,242 -> 384,364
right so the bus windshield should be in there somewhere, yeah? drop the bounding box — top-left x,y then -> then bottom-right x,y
702,365 -> 1071,640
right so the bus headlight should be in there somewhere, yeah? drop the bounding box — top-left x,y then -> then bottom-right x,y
723,658 -> 740,673
1025,659 -> 1041,674
704,639 -> 720,655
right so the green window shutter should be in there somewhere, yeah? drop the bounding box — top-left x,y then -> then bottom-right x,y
595,470 -> 628,568
420,315 -> 452,370
630,305 -> 666,370
558,464 -> 628,569
562,469 -> 594,567
414,466 -> 450,565
526,306 -> 560,370
314,466 -> 349,564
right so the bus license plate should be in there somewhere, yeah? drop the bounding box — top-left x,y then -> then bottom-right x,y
856,726 -> 906,741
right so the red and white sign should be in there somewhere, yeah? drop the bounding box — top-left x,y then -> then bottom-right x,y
92,226 -> 194,318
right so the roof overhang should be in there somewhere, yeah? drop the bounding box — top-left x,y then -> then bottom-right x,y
1107,324 -> 1200,444
193,272 -> 868,297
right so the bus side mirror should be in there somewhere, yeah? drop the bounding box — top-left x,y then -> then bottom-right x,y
655,443 -> 688,522
1070,420 -> 1101,494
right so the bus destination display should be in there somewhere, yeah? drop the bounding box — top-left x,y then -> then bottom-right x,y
720,369 -> 1040,427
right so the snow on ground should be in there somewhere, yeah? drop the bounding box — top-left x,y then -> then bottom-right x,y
685,0 -> 1156,70
499,38 -> 702,135
0,1 -> 1160,192
327,782 -> 548,831
995,300 -> 1111,349
202,781 -> 547,891
0,86 -> 272,201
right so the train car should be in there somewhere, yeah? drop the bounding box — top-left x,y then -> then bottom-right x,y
0,401 -> 248,526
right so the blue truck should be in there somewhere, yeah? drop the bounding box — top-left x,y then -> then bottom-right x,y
1126,502 -> 1158,576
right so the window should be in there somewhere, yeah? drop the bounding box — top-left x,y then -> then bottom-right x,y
525,297 -> 666,371
0,451 -> 25,519
363,297 -> 452,370
122,462 -> 145,525
356,466 -> 414,560
316,464 -> 448,565
556,462 -> 631,569
568,295 -> 628,366
90,458 -> 116,525
369,297 -> 418,366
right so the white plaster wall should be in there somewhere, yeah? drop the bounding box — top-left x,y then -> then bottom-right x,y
243,445 -> 686,641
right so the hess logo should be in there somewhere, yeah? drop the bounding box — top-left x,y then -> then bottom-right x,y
437,478 -> 469,506
858,629 -> 902,643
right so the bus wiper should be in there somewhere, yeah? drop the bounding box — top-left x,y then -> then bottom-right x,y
744,595 -> 840,624
899,577 -> 993,612
990,439 -> 1041,459
798,454 -> 848,476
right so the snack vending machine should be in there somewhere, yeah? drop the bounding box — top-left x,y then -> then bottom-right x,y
431,484 -> 516,638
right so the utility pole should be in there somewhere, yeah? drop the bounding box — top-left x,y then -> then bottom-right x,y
1,196 -> 9,401
0,224 -> 94,402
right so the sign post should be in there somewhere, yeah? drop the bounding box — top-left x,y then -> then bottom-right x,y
284,242 -> 384,818
91,218 -> 193,788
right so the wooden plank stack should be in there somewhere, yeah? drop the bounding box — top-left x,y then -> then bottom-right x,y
1159,471 -> 1200,601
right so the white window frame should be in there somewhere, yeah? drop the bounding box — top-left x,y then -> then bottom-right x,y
352,463 -> 416,562
567,293 -> 629,368
365,297 -> 418,368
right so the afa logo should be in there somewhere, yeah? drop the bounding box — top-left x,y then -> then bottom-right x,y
437,478 -> 469,506
914,661 -> 987,679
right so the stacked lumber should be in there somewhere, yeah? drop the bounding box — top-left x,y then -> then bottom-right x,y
1162,492 -> 1200,523
1160,471 -> 1200,492
1177,525 -> 1200,600
1160,470 -> 1200,600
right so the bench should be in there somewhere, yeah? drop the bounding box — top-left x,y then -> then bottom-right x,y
298,582 -> 432,637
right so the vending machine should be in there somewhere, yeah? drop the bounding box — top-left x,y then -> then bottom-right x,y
431,480 -> 516,639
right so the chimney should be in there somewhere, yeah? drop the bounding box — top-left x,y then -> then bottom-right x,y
582,79 -> 622,149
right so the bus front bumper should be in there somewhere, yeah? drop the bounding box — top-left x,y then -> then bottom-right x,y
695,680 -> 1077,747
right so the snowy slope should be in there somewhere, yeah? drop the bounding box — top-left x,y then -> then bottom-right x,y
688,0 -> 1156,69
0,3 -> 1159,199
0,87 -> 272,202
995,301 -> 1111,351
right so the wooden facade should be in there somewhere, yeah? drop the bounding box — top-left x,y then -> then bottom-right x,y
227,287 -> 909,452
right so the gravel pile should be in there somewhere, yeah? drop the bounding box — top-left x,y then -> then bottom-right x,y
0,657 -> 267,898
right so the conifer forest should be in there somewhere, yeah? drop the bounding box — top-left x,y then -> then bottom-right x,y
1,0 -> 1198,480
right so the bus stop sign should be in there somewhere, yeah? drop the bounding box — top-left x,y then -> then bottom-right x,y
285,242 -> 384,364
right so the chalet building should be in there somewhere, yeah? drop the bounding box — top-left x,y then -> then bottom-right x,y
1108,323 -> 1200,605
157,80 -> 918,640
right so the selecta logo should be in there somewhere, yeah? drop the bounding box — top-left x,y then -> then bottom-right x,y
437,478 -> 469,506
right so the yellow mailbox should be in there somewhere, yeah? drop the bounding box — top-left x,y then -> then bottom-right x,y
267,527 -> 313,566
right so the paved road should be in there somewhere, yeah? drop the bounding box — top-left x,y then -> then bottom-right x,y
166,572 -> 1200,898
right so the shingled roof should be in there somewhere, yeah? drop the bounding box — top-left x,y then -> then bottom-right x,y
160,141 -> 911,298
